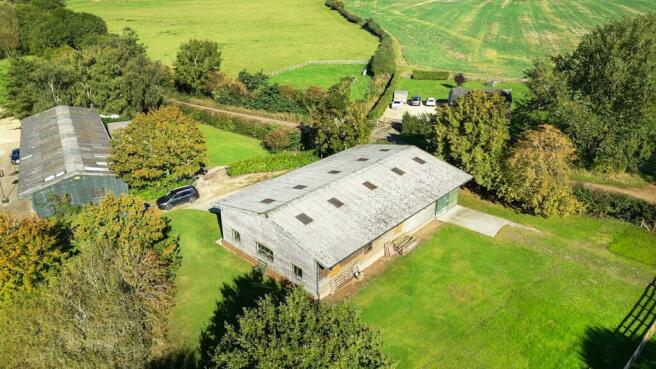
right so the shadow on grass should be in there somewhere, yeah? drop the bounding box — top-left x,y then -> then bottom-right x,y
198,268 -> 291,368
149,268 -> 291,369
581,277 -> 656,369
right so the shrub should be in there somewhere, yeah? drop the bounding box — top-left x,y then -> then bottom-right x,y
573,184 -> 656,229
263,127 -> 301,153
227,151 -> 318,176
412,69 -> 449,80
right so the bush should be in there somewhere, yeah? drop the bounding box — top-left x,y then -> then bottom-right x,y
412,69 -> 449,80
180,106 -> 277,140
227,151 -> 318,176
263,127 -> 301,153
573,184 -> 656,228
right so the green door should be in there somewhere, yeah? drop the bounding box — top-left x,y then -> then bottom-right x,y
436,193 -> 449,216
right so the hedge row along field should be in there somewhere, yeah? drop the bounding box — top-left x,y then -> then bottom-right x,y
67,0 -> 378,75
344,0 -> 656,77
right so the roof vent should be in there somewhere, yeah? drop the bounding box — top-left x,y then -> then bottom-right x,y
413,157 -> 426,164
327,197 -> 344,208
296,213 -> 313,225
357,157 -> 369,162
362,181 -> 378,190
328,170 -> 341,174
391,167 -> 405,176
293,184 -> 307,190
260,198 -> 275,204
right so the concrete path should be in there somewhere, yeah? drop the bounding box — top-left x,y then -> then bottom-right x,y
437,205 -> 512,237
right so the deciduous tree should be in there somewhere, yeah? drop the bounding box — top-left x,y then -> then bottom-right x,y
517,14 -> 656,171
500,124 -> 582,216
174,39 -> 222,94
0,3 -> 20,57
109,106 -> 207,189
0,213 -> 68,302
210,287 -> 394,369
434,90 -> 510,190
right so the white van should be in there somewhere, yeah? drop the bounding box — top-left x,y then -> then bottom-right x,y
391,90 -> 408,110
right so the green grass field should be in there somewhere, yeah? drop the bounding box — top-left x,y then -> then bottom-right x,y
270,63 -> 371,101
350,192 -> 656,369
200,125 -> 269,168
397,78 -> 528,103
345,0 -> 656,77
0,59 -> 9,106
67,0 -> 378,75
166,210 -> 250,349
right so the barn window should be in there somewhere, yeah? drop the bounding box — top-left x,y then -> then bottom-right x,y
327,197 -> 344,208
231,229 -> 241,243
260,198 -> 275,204
391,167 -> 405,176
413,156 -> 426,164
296,213 -> 313,225
293,184 -> 307,190
362,181 -> 377,190
357,157 -> 369,162
328,170 -> 341,174
293,264 -> 303,279
257,242 -> 273,262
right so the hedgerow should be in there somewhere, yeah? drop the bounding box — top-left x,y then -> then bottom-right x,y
227,151 -> 318,176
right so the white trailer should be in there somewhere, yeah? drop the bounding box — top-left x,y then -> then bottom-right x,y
391,90 -> 408,109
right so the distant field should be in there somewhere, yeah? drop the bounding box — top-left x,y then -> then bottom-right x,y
200,125 -> 269,168
396,78 -> 528,103
0,59 -> 9,105
345,0 -> 656,77
68,0 -> 378,75
270,63 -> 371,101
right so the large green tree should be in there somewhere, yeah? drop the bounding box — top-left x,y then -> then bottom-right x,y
0,213 -> 68,302
309,78 -> 372,156
500,124 -> 582,217
3,29 -> 168,118
110,106 -> 207,189
434,90 -> 510,190
174,39 -> 222,94
517,14 -> 656,171
0,3 -> 20,57
210,287 -> 394,369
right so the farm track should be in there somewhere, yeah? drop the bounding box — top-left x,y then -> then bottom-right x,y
164,98 -> 300,128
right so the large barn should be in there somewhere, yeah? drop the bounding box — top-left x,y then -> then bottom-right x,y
17,106 -> 128,217
213,144 -> 472,298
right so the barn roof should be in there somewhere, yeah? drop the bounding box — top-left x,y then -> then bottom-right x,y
17,106 -> 115,197
215,144 -> 472,268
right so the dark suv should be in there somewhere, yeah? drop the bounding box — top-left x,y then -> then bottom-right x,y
156,185 -> 199,210
10,148 -> 19,165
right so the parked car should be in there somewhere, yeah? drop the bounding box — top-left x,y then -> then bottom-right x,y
10,148 -> 19,165
391,90 -> 408,110
425,97 -> 437,106
156,185 -> 199,210
410,96 -> 422,106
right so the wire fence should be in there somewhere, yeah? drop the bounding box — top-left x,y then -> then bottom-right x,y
270,59 -> 369,76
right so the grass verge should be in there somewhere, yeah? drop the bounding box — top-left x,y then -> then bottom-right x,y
270,63 -> 371,101
200,124 -> 269,168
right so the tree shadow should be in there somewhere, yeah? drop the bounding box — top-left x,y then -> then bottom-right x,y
581,277 -> 656,369
148,347 -> 199,369
441,83 -> 456,89
197,268 -> 291,368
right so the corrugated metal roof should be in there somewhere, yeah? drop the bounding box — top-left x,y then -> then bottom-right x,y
18,106 -> 115,196
215,145 -> 472,267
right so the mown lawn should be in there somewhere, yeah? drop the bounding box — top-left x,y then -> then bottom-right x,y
350,191 -> 656,369
0,59 -> 9,106
270,63 -> 371,101
396,78 -> 528,104
166,210 -> 250,350
200,125 -> 269,168
67,0 -> 378,75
